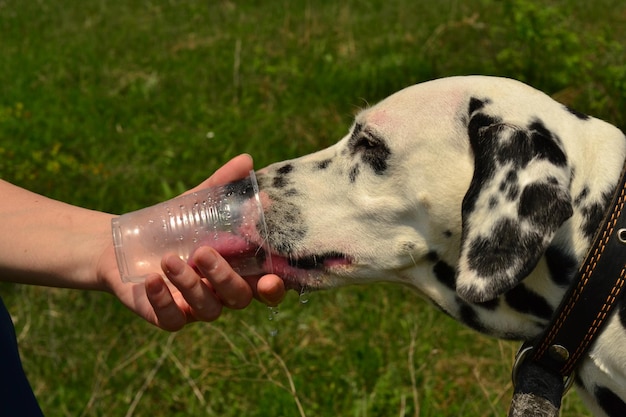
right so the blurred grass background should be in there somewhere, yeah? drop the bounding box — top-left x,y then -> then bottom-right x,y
1,0 -> 625,416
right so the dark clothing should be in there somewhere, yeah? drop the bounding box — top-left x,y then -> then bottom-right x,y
0,296 -> 44,416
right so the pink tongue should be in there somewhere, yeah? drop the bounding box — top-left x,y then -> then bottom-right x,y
207,232 -> 255,257
186,231 -> 261,273
323,257 -> 350,268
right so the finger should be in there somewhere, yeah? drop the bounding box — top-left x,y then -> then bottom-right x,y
247,274 -> 286,307
192,246 -> 253,310
162,254 -> 223,322
145,274 -> 187,331
187,154 -> 254,194
207,154 -> 254,186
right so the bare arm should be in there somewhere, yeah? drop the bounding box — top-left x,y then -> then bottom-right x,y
0,154 -> 285,330
0,179 -> 112,289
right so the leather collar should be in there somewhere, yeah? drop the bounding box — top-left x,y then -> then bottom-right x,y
511,158 -> 626,409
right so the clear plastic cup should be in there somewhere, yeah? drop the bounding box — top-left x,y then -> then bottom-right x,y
112,171 -> 273,282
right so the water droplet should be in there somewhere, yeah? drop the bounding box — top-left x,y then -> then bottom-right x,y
267,306 -> 279,320
299,287 -> 310,304
267,306 -> 279,337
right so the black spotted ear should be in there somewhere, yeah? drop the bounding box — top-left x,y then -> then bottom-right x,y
456,116 -> 573,303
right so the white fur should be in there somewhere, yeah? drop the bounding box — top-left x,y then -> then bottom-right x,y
258,76 -> 626,415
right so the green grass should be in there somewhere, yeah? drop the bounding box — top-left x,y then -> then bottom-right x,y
1,0 -> 625,415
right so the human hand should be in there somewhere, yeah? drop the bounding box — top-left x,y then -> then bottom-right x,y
102,154 -> 285,331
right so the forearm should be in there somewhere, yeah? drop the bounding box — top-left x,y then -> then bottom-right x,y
0,180 -> 113,291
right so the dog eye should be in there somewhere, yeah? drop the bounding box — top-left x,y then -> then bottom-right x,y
352,134 -> 383,153
355,137 -> 378,150
348,132 -> 392,175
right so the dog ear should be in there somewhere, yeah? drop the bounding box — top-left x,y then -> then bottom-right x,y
456,114 -> 573,303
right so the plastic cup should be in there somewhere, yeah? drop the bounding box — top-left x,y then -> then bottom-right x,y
111,171 -> 273,282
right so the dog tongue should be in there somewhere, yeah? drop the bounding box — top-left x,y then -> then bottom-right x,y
206,232 -> 254,255
190,231 -> 267,276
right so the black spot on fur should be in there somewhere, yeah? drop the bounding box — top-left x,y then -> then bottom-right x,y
468,119 -> 567,183
581,191 -> 612,240
429,244 -> 497,309
518,181 -> 573,229
476,297 -> 500,311
573,186 -> 590,206
528,120 -> 567,166
463,116 -> 503,213
349,164 -> 360,183
494,129 -> 533,167
348,126 -> 391,175
545,246 -> 578,286
468,97 -> 490,115
443,230 -> 453,238
457,298 -> 500,328
433,259 -> 456,291
277,164 -> 293,175
500,170 -> 520,200
352,123 -> 364,135
481,121 -> 566,170
316,159 -> 332,170
466,218 -> 544,279
426,250 -> 439,262
595,386 -> 626,417
273,175 -> 288,189
504,283 -> 553,320
273,164 -> 294,189
467,113 -> 501,146
564,105 -> 591,120
458,302 -> 485,332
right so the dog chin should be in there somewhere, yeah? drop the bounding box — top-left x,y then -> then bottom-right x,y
268,252 -> 352,292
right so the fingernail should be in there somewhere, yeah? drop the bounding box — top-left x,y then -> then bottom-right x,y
259,276 -> 286,307
165,255 -> 185,276
145,274 -> 165,297
195,247 -> 218,271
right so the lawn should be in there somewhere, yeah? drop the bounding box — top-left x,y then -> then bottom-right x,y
1,1 -> 625,416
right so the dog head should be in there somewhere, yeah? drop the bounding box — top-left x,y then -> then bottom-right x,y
255,76 -> 622,309
257,77 -> 475,294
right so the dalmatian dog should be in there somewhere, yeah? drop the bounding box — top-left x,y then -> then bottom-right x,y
255,76 -> 626,416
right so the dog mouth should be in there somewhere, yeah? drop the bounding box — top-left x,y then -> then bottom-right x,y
268,251 -> 352,291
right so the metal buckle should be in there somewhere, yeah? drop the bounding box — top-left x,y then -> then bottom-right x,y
512,345 -> 575,395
